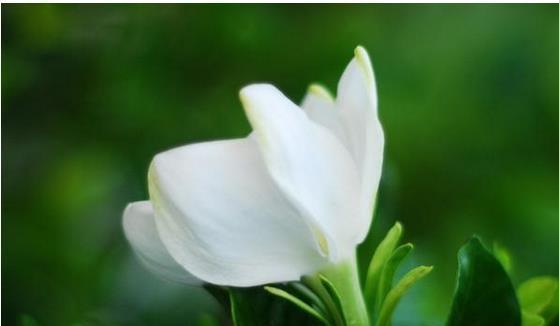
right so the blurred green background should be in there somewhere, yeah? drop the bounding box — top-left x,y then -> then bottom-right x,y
3,4 -> 559,325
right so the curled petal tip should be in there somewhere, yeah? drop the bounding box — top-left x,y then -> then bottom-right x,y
354,45 -> 370,65
354,45 -> 367,57
353,45 -> 375,86
308,83 -> 334,102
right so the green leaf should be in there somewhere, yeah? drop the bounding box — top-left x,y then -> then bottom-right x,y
264,286 -> 328,324
543,279 -> 559,323
522,311 -> 545,326
375,243 -> 414,314
376,265 -> 433,326
446,236 -> 521,326
365,222 -> 403,306
517,276 -> 559,315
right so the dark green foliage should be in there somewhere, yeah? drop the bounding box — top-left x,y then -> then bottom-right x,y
230,287 -> 321,326
446,237 -> 521,326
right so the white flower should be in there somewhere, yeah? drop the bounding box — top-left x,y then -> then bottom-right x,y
123,46 -> 384,287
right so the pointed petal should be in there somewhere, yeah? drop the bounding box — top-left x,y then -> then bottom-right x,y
149,138 -> 326,287
336,46 -> 385,242
122,201 -> 201,284
240,84 -> 362,259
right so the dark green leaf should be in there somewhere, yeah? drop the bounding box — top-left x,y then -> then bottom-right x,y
229,287 -> 322,326
446,236 -> 521,326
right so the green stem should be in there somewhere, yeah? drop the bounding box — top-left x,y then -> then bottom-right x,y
321,253 -> 370,326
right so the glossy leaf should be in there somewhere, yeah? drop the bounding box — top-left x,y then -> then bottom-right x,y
446,236 -> 521,326
376,265 -> 433,326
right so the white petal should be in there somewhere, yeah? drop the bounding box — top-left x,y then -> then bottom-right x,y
301,84 -> 349,147
149,138 -> 326,287
336,46 -> 385,243
240,84 -> 362,260
122,201 -> 201,285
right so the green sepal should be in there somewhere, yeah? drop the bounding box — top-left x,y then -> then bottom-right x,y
318,274 -> 346,325
292,282 -> 330,320
446,236 -> 521,326
303,275 -> 345,326
376,265 -> 433,326
365,222 -> 403,307
264,286 -> 328,324
375,243 -> 414,314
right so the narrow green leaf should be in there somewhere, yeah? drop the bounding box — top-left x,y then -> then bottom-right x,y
376,265 -> 433,326
230,291 -> 242,326
292,283 -> 329,319
517,276 -> 559,315
319,274 -> 346,325
264,286 -> 328,324
365,222 -> 403,305
375,243 -> 414,314
446,236 -> 521,326
303,275 -> 345,326
521,311 -> 545,326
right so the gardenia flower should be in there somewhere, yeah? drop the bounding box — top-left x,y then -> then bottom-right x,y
123,46 -> 384,288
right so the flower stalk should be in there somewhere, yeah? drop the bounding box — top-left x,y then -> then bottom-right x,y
320,254 -> 370,326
